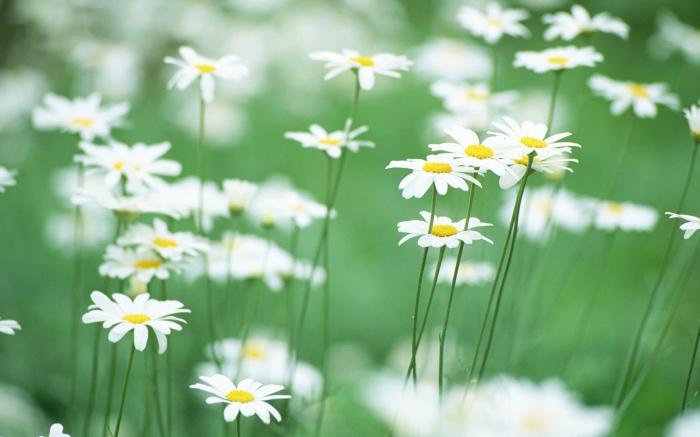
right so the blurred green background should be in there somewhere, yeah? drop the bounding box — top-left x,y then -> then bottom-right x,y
1,0 -> 699,435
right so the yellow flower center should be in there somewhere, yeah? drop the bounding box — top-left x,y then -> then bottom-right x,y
431,224 -> 458,237
242,342 -> 265,360
113,161 -> 125,170
134,259 -> 162,270
194,64 -> 217,73
122,314 -> 151,324
628,83 -> 649,98
318,138 -> 341,146
465,144 -> 494,160
547,56 -> 569,64
422,162 -> 453,173
71,117 -> 95,128
606,203 -> 625,214
487,18 -> 503,27
226,390 -> 255,403
520,137 -> 547,148
465,89 -> 490,101
514,155 -> 529,166
521,411 -> 547,431
152,237 -> 178,248
349,56 -> 375,67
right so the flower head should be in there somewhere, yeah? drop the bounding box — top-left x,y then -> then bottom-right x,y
489,117 -> 580,159
309,49 -> 412,90
118,218 -> 208,262
99,245 -> 177,283
41,423 -> 70,437
594,201 -> 657,232
430,81 -> 517,115
684,101 -> 700,140
514,46 -> 603,73
0,166 -> 17,193
386,155 -> 480,199
543,5 -> 629,41
285,121 -> 374,159
165,46 -> 248,103
223,179 -> 258,216
398,212 -> 493,248
499,154 -> 578,189
82,291 -> 190,353
589,74 -> 679,118
666,212 -> 700,239
0,318 -> 21,335
429,126 -> 518,176
190,375 -> 291,423
457,3 -> 529,44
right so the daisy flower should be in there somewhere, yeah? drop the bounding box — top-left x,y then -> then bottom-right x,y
588,74 -> 680,118
32,93 -> 129,141
499,153 -> 578,189
77,141 -> 181,193
514,46 -> 603,73
0,318 -> 21,335
248,181 -> 331,229
82,291 -> 190,353
429,126 -> 518,176
73,187 -> 180,219
668,410 -> 700,437
665,212 -> 700,239
543,5 -> 629,41
489,117 -> 580,158
309,49 -> 412,90
651,12 -> 700,67
0,166 -> 16,193
99,245 -> 176,283
435,257 -> 495,286
190,375 -> 291,424
684,101 -> 700,140
386,155 -> 480,199
164,46 -> 248,103
413,38 -> 492,81
118,218 -> 208,262
222,179 -> 258,215
41,423 -> 70,437
594,201 -> 658,232
397,212 -> 493,248
456,3 -> 530,44
430,81 -> 517,114
285,122 -> 374,159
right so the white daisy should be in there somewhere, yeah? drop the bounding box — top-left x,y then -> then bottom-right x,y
72,187 -> 180,219
435,258 -> 495,286
164,46 -> 248,103
386,155 -> 480,199
82,291 -> 189,353
99,245 -> 176,283
248,180 -> 331,229
489,117 -> 581,158
223,179 -> 258,215
543,5 -> 629,41
190,376 -> 291,424
514,46 -> 603,73
650,12 -> 700,66
668,410 -> 700,437
430,81 -> 517,114
398,212 -> 493,248
118,218 -> 208,262
32,93 -> 129,141
41,423 -> 70,437
413,38 -> 492,81
594,201 -> 658,232
153,177 -> 229,231
456,3 -> 530,44
666,212 -> 700,239
0,318 -> 21,335
0,166 -> 16,193
285,122 -> 374,158
499,153 -> 578,189
309,49 -> 412,90
588,74 -> 680,118
684,101 -> 700,140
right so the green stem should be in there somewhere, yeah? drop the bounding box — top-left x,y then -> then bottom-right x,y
160,280 -> 172,436
81,325 -> 101,436
682,322 -> 700,411
114,346 -> 136,437
546,71 -> 562,129
150,347 -> 166,437
69,163 -> 85,426
102,344 -> 118,437
237,418 -> 241,437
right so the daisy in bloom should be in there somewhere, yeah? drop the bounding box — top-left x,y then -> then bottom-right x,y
118,218 -> 208,262
73,187 -> 180,219
543,5 -> 629,41
190,375 -> 291,424
398,212 -> 493,248
514,46 -> 603,73
77,141 -> 181,193
435,257 -> 495,286
164,46 -> 248,103
41,423 -> 70,437
222,179 -> 258,215
386,155 -> 480,199
309,49 -> 412,91
82,291 -> 190,353
285,122 -> 374,159
684,101 -> 700,140
154,178 -> 228,231
489,117 -> 580,158
594,201 -> 658,232
665,212 -> 700,239
429,126 -> 518,177
499,153 -> 578,189
668,410 -> 700,437
0,166 -> 16,193
456,3 -> 529,44
0,318 -> 21,335
588,75 -> 680,118
430,81 -> 517,114
248,180 -> 331,229
99,245 -> 176,283
32,93 -> 129,140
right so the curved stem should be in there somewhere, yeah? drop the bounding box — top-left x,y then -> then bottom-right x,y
102,344 -> 118,436
682,322 -> 700,411
546,71 -> 562,129
114,346 -> 136,437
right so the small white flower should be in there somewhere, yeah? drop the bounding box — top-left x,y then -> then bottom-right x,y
668,410 -> 700,437
0,318 -> 21,335
589,74 -> 680,118
514,46 -> 603,73
152,178 -> 229,231
594,201 -> 658,232
457,3 -> 530,44
41,423 -> 70,437
99,245 -> 176,283
118,218 -> 208,262
386,155 -> 480,199
666,212 -> 700,239
285,122 -> 374,159
82,291 -> 190,353
223,179 -> 258,215
190,375 -> 291,424
248,180 -> 331,229
164,46 -> 248,103
309,49 -> 412,90
499,154 -> 578,189
430,81 -> 517,114
684,101 -> 700,140
0,166 -> 17,193
32,93 -> 129,141
435,257 -> 495,286
489,117 -> 580,158
398,212 -> 493,248
543,5 -> 629,41
650,12 -> 700,67
413,38 -> 492,81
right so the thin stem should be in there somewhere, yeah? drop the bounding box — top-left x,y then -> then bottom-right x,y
81,325 -> 101,436
237,419 -> 241,437
682,322 -> 700,411
69,163 -> 85,425
114,346 -> 136,437
160,280 -> 172,436
600,114 -> 636,198
102,344 -> 118,437
546,71 -> 562,129
150,347 -> 166,437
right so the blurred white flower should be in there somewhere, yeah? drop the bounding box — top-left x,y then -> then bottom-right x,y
152,177 -> 229,230
99,245 -> 177,282
285,122 -> 374,159
32,93 -> 129,141
684,102 -> 700,140
398,212 -> 493,248
515,46 -> 603,73
543,5 -> 628,41
435,258 -> 495,286
386,155 -> 480,198
650,12 -> 700,66
668,410 -> 700,437
42,423 -> 70,437
413,38 -> 492,81
45,206 -> 115,250
457,3 -> 529,44
223,179 -> 259,216
665,212 -> 700,239
0,318 -> 21,335
118,218 -> 208,262
489,117 -> 580,158
0,69 -> 47,130
0,167 -> 17,193
249,180 -> 330,229
73,186 -> 179,219
588,75 -> 679,118
431,81 -> 517,115
499,154 -> 577,189
309,49 -> 412,90
594,201 -> 658,232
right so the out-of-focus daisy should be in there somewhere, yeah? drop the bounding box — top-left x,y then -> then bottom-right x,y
0,318 -> 21,335
430,81 -> 517,114
650,12 -> 700,66
73,187 -> 180,219
77,141 -> 181,193
489,117 -> 580,158
588,75 -> 679,118
223,179 -> 258,216
543,5 -> 629,41
429,126 -> 517,177
248,180 -> 331,229
515,46 -> 603,73
190,376 -> 291,424
153,178 -> 228,231
164,46 -> 248,103
118,218 -> 208,262
41,423 -> 70,437
32,93 -> 129,141
99,245 -> 176,283
668,410 -> 700,437
499,153 -> 578,189
684,101 -> 700,140
594,201 -> 658,232
0,167 -> 16,193
398,212 -> 493,248
386,155 -> 480,198
665,212 -> 700,239
82,291 -> 189,353
285,122 -> 374,158
435,258 -> 495,286
413,38 -> 492,81
309,49 -> 412,90
456,3 -> 529,44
